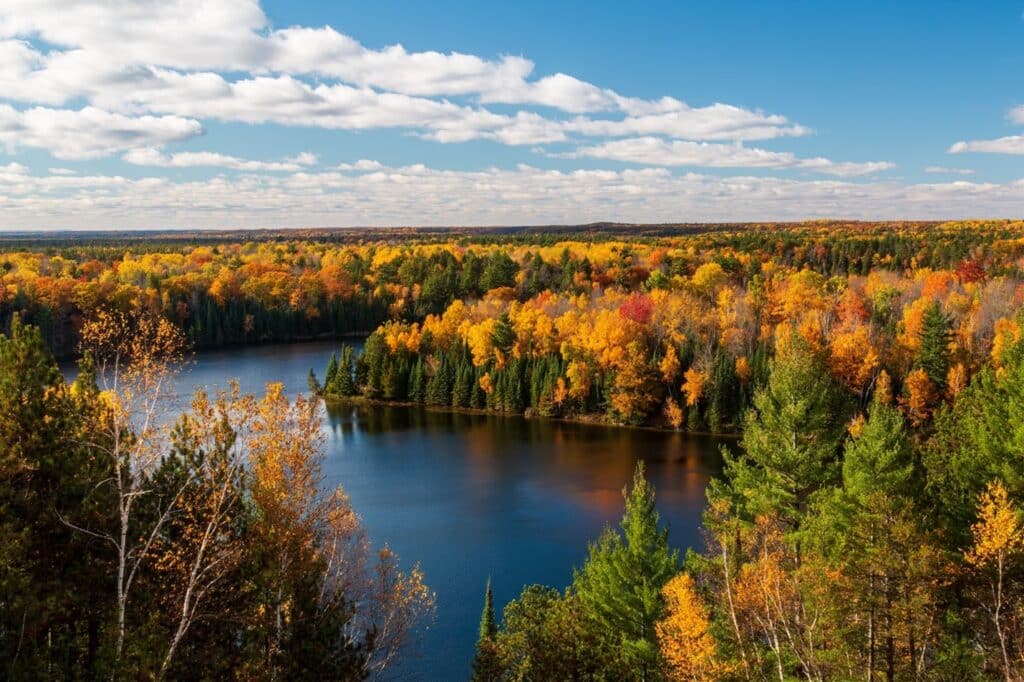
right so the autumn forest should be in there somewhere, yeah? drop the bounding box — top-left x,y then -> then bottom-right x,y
3,220 -> 1024,679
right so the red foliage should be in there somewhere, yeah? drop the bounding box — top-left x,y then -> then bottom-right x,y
619,292 -> 654,325
956,259 -> 986,284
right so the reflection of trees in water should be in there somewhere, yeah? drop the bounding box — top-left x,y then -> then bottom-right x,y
321,399 -> 725,521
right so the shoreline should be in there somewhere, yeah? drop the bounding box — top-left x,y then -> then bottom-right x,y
320,393 -> 741,439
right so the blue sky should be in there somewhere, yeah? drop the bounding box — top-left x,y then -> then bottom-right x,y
0,1 -> 1022,229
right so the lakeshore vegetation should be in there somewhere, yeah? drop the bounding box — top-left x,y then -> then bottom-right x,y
2,221 -> 1024,678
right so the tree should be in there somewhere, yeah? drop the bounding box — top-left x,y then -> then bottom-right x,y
149,387 -> 251,680
720,329 -> 846,532
809,397 -> 945,681
0,316 -> 109,678
472,579 -> 501,681
244,383 -> 434,679
75,310 -> 189,672
656,573 -> 721,681
573,462 -> 679,679
917,301 -> 952,390
335,344 -> 358,396
965,480 -> 1022,681
495,586 -> 627,681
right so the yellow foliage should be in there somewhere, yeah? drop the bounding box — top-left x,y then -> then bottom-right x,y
682,368 -> 704,407
657,573 -> 721,681
663,399 -> 684,429
966,480 -> 1023,568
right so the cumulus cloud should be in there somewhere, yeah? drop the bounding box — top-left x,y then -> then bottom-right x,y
1,163 -> 1021,231
949,136 -> 1024,155
925,165 -> 975,175
123,148 -> 318,171
565,137 -> 893,176
0,0 -> 912,214
0,0 -> 815,151
0,105 -> 201,159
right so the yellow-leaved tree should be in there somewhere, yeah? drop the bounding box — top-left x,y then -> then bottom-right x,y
656,573 -> 722,681
965,480 -> 1023,681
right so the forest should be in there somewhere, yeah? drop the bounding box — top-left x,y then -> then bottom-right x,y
469,326 -> 1024,680
2,220 -> 1024,679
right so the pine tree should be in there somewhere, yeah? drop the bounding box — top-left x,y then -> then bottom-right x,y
0,317 -> 109,677
324,352 -> 339,393
453,362 -> 473,408
471,367 -> 486,409
719,329 -> 847,532
408,356 -> 426,403
335,345 -> 358,396
471,579 -> 501,681
810,396 -> 941,680
573,462 -> 679,678
917,302 -> 952,389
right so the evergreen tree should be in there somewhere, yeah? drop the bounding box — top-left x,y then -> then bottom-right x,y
470,367 -> 486,409
917,301 -> 952,389
926,333 -> 1024,546
453,362 -> 473,408
335,345 -> 358,396
491,313 -> 516,355
0,317 -> 109,677
408,356 -> 426,403
718,329 -> 847,532
471,578 -> 501,681
324,352 -> 339,392
809,397 -> 941,681
573,462 -> 678,678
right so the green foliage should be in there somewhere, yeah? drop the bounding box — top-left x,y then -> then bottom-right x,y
917,301 -> 952,389
494,586 -> 628,681
572,462 -> 679,676
719,330 -> 847,530
926,334 -> 1024,546
472,579 -> 501,682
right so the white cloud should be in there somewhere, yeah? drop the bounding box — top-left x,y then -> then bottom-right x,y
0,105 -> 202,159
0,0 -> 908,205
925,165 -> 975,175
1009,105 -> 1024,125
1,163 -> 1021,231
565,137 -> 893,176
566,102 -> 809,141
949,136 -> 1024,155
0,1 -> 815,147
123,148 -> 318,171
337,159 -> 384,171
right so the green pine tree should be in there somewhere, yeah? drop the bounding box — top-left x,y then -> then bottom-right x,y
572,462 -> 678,678
471,579 -> 501,681
718,329 -> 847,532
917,301 -> 952,389
808,396 -> 939,680
336,345 -> 358,396
408,356 -> 426,403
324,352 -> 339,392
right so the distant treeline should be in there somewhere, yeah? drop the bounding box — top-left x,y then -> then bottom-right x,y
2,220 -> 1023,360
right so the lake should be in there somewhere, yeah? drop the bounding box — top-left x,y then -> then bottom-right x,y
67,340 -> 726,680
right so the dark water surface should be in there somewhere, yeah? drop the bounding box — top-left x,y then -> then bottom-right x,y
66,341 -> 726,680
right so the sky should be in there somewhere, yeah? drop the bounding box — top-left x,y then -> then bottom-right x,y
0,1 -> 1023,230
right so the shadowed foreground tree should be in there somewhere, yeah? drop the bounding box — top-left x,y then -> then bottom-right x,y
0,317 -> 435,680
472,579 -> 500,682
